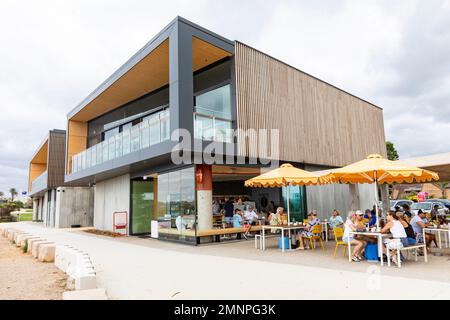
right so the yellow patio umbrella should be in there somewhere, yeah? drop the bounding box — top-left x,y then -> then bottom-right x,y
245,163 -> 328,224
321,154 -> 440,227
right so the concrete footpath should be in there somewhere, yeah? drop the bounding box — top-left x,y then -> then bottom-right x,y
3,222 -> 450,300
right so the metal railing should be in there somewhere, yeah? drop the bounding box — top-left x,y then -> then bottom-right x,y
71,109 -> 170,174
194,106 -> 233,143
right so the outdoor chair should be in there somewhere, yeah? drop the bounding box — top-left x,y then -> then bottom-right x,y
302,224 -> 324,251
333,227 -> 353,258
387,243 -> 428,268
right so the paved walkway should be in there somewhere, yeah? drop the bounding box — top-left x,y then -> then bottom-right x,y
3,222 -> 450,300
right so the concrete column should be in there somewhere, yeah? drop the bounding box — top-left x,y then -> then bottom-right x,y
32,198 -> 39,221
196,165 -> 213,231
349,184 -> 360,211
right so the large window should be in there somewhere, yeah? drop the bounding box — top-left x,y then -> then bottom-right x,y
194,84 -> 233,143
131,179 -> 154,235
282,185 -> 307,222
157,167 -> 196,243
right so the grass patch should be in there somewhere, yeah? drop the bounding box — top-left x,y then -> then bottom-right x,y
16,213 -> 33,221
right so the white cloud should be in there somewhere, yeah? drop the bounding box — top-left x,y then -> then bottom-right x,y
0,0 -> 449,194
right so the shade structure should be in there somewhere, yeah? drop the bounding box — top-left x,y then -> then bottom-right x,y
321,154 -> 440,227
245,164 -> 326,226
245,163 -> 326,188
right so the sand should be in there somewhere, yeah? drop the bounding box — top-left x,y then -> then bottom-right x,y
0,236 -> 68,300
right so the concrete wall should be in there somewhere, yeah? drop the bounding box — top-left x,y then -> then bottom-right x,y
94,174 -> 130,232
55,187 -> 94,228
42,191 -> 49,226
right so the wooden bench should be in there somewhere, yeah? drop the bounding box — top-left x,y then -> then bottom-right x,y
387,243 -> 428,268
196,225 -> 264,244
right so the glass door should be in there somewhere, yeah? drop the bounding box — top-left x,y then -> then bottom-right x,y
131,178 -> 154,235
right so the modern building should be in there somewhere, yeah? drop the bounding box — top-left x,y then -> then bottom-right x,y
64,17 -> 386,244
28,129 -> 94,228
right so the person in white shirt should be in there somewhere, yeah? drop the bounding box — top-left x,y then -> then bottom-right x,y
343,211 -> 367,262
381,211 -> 408,266
244,205 -> 259,225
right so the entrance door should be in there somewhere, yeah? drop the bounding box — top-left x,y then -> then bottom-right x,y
131,178 -> 154,235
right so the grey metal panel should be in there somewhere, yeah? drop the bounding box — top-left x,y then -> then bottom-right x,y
169,21 -> 194,135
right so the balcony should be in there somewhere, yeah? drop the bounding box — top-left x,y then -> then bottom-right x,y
31,170 -> 48,194
71,109 -> 170,174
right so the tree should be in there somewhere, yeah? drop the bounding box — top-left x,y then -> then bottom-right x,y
386,141 -> 399,161
9,188 -> 18,202
0,191 -> 4,199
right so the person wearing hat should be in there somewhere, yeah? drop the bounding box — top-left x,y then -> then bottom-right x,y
354,210 -> 377,244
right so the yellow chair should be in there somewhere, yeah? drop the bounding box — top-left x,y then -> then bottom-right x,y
302,224 -> 324,251
333,227 -> 352,258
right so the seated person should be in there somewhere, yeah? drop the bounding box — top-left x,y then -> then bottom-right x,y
364,209 -> 377,227
298,211 -> 321,249
396,211 -> 416,246
343,211 -> 367,262
430,205 -> 446,225
233,209 -> 243,228
411,209 -> 437,251
329,209 -> 344,229
355,210 -> 377,244
244,205 -> 259,225
268,207 -> 283,233
402,204 -> 412,219
381,211 -> 408,265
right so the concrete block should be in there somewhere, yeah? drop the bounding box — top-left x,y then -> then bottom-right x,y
8,230 -> 22,241
38,243 -> 56,262
63,288 -> 107,300
75,274 -> 97,290
27,238 -> 45,253
20,236 -> 40,248
55,245 -> 97,290
15,233 -> 32,247
31,240 -> 53,258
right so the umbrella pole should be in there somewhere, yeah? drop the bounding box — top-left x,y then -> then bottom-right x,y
374,171 -> 380,229
286,183 -> 291,250
286,183 -> 291,223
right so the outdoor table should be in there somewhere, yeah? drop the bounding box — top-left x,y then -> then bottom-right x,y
423,227 -> 450,249
348,231 -> 390,266
261,225 -> 306,252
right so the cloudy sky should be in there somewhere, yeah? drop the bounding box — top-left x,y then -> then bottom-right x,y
0,0 -> 449,196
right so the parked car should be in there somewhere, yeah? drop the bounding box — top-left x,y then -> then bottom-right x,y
390,199 -> 413,211
427,199 -> 450,211
411,202 -> 448,216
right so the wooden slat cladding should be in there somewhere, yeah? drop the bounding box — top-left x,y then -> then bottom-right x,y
47,131 -> 66,188
234,42 -> 386,167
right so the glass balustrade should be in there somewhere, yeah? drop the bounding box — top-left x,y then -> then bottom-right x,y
71,109 -> 170,174
194,106 -> 233,143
